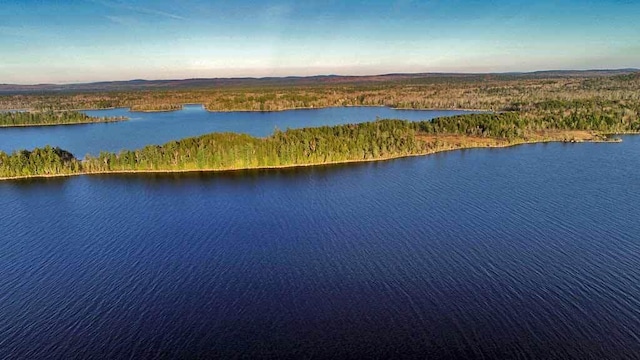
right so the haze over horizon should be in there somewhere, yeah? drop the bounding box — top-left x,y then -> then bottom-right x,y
2,0 -> 639,85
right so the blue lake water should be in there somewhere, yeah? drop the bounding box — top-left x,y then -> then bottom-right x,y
0,105 -> 477,156
1,136 -> 640,358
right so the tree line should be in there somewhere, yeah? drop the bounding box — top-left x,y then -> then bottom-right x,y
1,73 -> 638,113
0,146 -> 82,177
1,109 -> 638,179
0,111 -> 126,127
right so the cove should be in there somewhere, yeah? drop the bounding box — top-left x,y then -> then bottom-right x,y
0,105 -> 479,156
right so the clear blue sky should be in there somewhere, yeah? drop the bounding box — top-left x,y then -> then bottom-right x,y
1,0 -> 638,84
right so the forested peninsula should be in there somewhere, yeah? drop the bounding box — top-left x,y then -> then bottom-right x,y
0,110 -> 635,180
0,111 -> 127,127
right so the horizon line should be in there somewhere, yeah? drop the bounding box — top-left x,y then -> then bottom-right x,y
2,68 -> 639,87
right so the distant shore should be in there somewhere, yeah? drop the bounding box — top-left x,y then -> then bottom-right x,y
63,104 -> 492,114
200,105 -> 491,114
7,103 -> 490,115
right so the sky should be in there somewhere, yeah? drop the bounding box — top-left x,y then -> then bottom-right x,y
0,0 -> 638,84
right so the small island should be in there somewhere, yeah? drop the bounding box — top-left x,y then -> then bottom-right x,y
0,110 -> 127,127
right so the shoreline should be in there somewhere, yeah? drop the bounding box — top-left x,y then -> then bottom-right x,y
0,118 -> 128,128
52,104 -> 494,114
201,105 -> 493,113
0,137 -> 623,182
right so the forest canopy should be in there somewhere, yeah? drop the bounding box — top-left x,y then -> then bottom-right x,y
0,111 -> 126,127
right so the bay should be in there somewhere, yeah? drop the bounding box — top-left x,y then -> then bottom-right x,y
1,136 -> 639,358
0,106 -> 477,156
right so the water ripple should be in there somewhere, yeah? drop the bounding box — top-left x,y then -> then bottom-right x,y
1,138 -> 640,358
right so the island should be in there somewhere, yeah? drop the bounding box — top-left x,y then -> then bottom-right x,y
0,110 -> 127,127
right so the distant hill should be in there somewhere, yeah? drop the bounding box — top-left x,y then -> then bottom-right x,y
1,69 -> 638,94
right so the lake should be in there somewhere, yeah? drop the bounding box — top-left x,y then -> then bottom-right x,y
0,105 -> 477,156
1,136 -> 639,358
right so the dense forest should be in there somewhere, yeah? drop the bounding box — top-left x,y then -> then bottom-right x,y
1,73 -> 638,113
0,111 -> 126,127
82,120 -> 420,172
1,107 -> 636,179
0,146 -> 82,177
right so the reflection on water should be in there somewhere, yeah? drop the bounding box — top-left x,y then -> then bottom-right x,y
1,137 -> 640,358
